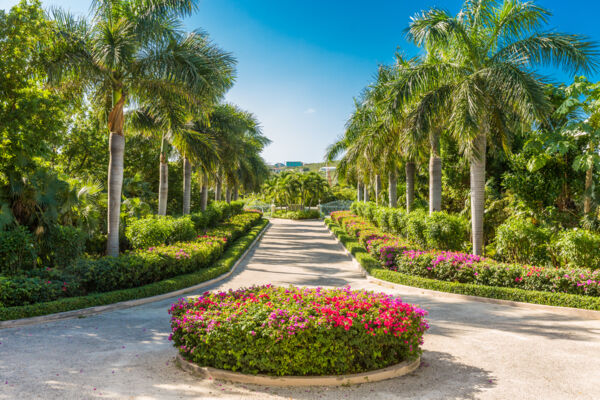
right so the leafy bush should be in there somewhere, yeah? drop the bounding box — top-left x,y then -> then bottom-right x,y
404,210 -> 428,248
169,285 -> 428,375
0,226 -> 37,274
424,212 -> 469,251
552,229 -> 600,270
493,218 -> 552,265
190,201 -> 245,230
125,215 -> 196,249
38,225 -> 86,268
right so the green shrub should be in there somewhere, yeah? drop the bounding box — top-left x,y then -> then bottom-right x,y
493,218 -> 552,265
552,229 -> 600,270
272,209 -> 320,220
169,285 -> 428,375
125,215 -> 196,249
39,225 -> 86,268
0,226 -> 37,274
404,210 -> 428,248
424,212 -> 469,251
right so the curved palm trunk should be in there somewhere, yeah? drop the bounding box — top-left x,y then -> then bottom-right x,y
470,134 -> 487,256
106,93 -> 125,257
389,168 -> 397,208
375,174 -> 381,205
429,129 -> 442,214
201,173 -> 208,211
405,162 -> 415,212
182,156 -> 192,215
357,181 -> 363,202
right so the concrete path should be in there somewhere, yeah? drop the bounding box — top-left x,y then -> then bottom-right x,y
1,219 -> 599,400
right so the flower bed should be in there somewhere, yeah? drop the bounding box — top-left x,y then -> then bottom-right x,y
330,211 -> 600,297
0,211 -> 263,308
169,285 -> 429,376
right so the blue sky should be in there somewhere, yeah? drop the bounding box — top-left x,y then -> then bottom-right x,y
2,0 -> 599,163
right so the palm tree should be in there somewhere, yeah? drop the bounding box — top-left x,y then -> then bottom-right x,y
395,0 -> 597,254
46,1 -> 237,255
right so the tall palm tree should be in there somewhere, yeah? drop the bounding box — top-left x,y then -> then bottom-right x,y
47,0 -> 235,256
395,0 -> 597,254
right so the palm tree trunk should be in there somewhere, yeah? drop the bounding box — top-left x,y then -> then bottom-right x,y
215,178 -> 222,201
201,173 -> 208,211
470,134 -> 487,256
375,174 -> 381,205
158,151 -> 168,216
405,162 -> 415,212
182,156 -> 192,215
233,182 -> 239,201
389,168 -> 397,208
106,92 -> 125,257
429,129 -> 442,214
225,187 -> 232,203
357,181 -> 363,202
364,182 -> 370,202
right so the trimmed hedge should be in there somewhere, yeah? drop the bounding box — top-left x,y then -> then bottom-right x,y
325,218 -> 600,311
271,209 -> 321,220
0,219 -> 268,322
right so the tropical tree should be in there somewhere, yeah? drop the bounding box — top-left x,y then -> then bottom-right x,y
395,0 -> 597,254
46,0 -> 233,256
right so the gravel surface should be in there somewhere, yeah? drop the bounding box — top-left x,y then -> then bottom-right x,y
1,218 -> 599,400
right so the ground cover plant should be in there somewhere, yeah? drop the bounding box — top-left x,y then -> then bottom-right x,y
330,211 -> 600,297
271,209 -> 321,220
169,285 -> 428,376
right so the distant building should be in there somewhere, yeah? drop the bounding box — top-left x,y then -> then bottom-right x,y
286,161 -> 303,167
319,167 -> 336,172
274,162 -> 285,168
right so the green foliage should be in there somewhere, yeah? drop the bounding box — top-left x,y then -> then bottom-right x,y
261,171 -> 333,208
553,229 -> 600,270
0,226 -> 36,274
493,218 -> 552,265
38,225 -> 86,268
424,212 -> 469,251
0,219 -> 268,321
125,215 -> 196,249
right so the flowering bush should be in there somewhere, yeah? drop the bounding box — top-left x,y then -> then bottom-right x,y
330,211 -> 600,297
169,285 -> 429,376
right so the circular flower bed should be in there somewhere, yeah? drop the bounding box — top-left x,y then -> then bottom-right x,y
169,285 -> 429,376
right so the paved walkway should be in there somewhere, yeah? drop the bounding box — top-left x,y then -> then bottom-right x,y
1,219 -> 599,400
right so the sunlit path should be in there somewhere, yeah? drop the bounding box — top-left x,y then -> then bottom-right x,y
1,218 -> 599,400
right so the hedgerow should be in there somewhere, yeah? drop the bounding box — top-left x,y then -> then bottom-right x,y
0,218 -> 268,321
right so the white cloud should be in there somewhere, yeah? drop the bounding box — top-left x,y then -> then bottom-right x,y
304,108 -> 316,114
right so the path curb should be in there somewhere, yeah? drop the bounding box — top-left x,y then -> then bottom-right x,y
0,222 -> 270,329
175,353 -> 420,387
325,222 -> 600,320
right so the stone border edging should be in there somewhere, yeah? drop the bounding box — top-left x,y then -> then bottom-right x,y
0,222 -> 270,329
325,222 -> 600,321
175,353 -> 420,387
